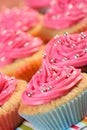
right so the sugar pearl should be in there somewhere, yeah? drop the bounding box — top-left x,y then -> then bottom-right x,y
74,54 -> 79,59
28,92 -> 32,97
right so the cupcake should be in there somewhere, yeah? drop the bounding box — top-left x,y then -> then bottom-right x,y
42,32 -> 87,72
0,73 -> 27,130
24,0 -> 51,14
0,29 -> 45,81
0,6 -> 42,37
40,0 -> 87,41
19,64 -> 87,130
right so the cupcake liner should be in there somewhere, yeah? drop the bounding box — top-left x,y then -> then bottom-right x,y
0,106 -> 23,130
20,89 -> 87,130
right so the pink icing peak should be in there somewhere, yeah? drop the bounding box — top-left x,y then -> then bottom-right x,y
0,6 -> 40,31
0,29 -> 42,67
22,64 -> 82,105
0,73 -> 17,106
43,32 -> 87,68
44,0 -> 87,29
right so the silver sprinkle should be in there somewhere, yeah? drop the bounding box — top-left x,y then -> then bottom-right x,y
54,34 -> 59,39
37,69 -> 42,74
34,38 -> 38,41
40,84 -> 45,87
16,30 -> 22,35
11,77 -> 15,80
52,15 -> 60,20
8,41 -> 13,46
66,73 -> 71,78
28,92 -> 32,97
50,58 -> 56,63
74,54 -> 79,59
68,4 -> 73,9
62,57 -> 67,61
42,53 -> 46,58
49,66 -> 55,71
41,88 -> 47,93
56,76 -> 60,80
80,32 -> 86,39
0,57 -> 6,62
67,66 -> 72,69
24,42 -> 29,47
71,44 -> 76,48
47,86 -> 52,91
64,32 -> 68,36
1,29 -> 7,35
57,39 -> 61,44
83,48 -> 87,53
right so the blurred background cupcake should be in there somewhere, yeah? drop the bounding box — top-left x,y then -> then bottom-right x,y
0,73 -> 27,130
0,6 -> 42,37
0,29 -> 45,82
40,0 -> 87,41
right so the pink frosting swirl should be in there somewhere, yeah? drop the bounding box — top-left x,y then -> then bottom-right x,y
0,29 -> 42,67
43,32 -> 87,68
0,73 -> 17,106
44,0 -> 87,29
22,64 -> 82,105
0,6 -> 40,31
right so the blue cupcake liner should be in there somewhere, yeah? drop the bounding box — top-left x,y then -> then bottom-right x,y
20,89 -> 87,130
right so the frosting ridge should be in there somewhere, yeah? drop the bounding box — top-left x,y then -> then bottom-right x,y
43,32 -> 87,68
44,0 -> 87,29
0,7 -> 40,31
0,73 -> 17,106
22,64 -> 82,105
0,30 -> 42,67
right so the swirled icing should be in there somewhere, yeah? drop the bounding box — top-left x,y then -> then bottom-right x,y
43,32 -> 87,68
0,30 -> 42,67
0,6 -> 40,31
44,0 -> 87,29
0,73 -> 17,106
22,64 -> 82,105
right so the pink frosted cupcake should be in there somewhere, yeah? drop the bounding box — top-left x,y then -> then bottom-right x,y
24,0 -> 52,13
19,64 -> 87,130
0,6 -> 42,37
0,73 -> 27,130
40,0 -> 87,41
42,31 -> 87,72
0,29 -> 45,81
